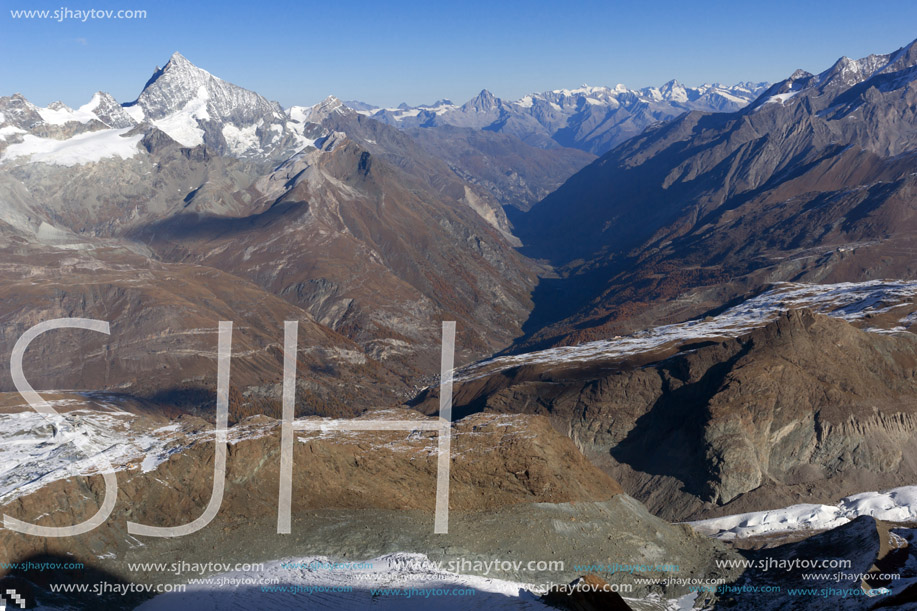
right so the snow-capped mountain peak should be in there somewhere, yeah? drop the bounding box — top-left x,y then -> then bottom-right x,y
0,53 -> 331,164
127,52 -> 281,123
749,38 -> 917,115
120,52 -> 320,158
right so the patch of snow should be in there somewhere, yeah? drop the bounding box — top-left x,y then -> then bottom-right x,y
287,105 -> 313,123
151,85 -> 210,147
757,91 -> 799,108
1,128 -> 143,166
137,552 -> 553,610
221,121 -> 261,155
0,407 -> 161,503
123,104 -> 146,123
394,108 -> 421,119
690,485 -> 917,540
0,125 -> 26,141
37,100 -> 99,125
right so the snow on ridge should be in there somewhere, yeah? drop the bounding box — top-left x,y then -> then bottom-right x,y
756,90 -> 800,108
36,98 -> 100,126
362,81 -> 765,124
123,104 -> 146,123
221,121 -> 261,155
0,125 -> 26,141
0,407 -> 163,503
454,280 -> 917,384
0,127 -> 143,166
690,486 -> 917,540
0,400 -> 282,505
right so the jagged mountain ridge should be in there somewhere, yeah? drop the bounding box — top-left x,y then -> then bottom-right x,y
123,52 -> 315,158
357,80 -> 769,154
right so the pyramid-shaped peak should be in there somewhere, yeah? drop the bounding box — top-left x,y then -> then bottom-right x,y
463,89 -> 500,111
161,51 -> 211,77
129,50 -> 281,126
166,51 -> 195,67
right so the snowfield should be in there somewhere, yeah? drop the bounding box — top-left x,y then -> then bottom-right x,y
136,552 -> 551,610
690,486 -> 917,540
0,404 -> 187,504
1,128 -> 143,166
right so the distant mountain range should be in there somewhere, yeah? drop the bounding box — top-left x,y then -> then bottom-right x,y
0,53 -> 766,165
352,81 -> 769,155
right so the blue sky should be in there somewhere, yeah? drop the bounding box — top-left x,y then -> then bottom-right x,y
2,0 -> 917,108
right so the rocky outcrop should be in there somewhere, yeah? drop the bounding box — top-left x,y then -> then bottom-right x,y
420,311 -> 917,521
543,574 -> 634,610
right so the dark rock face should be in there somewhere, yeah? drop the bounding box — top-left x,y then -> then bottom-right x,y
420,311 -> 917,520
722,516 -> 908,610
543,574 -> 634,610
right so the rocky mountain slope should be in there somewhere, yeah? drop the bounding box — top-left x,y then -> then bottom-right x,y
510,38 -> 917,351
131,116 -> 539,372
413,285 -> 917,522
402,125 -> 596,211
0,238 -> 401,418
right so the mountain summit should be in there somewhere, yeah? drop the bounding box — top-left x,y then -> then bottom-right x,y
122,52 -> 312,157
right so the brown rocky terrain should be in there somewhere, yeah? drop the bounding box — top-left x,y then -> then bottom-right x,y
415,310 -> 917,522
0,407 -> 740,609
0,238 -> 403,418
133,131 -> 539,374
